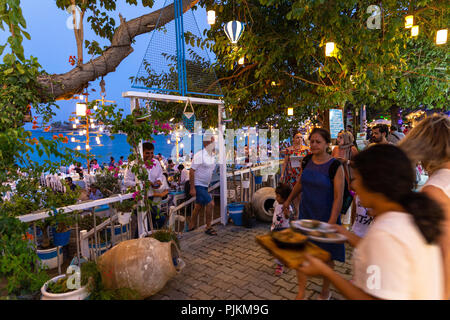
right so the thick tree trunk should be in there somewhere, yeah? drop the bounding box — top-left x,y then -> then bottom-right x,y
37,0 -> 199,101
390,105 -> 400,128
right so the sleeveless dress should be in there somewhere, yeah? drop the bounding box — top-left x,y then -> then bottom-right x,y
283,147 -> 310,188
299,158 -> 345,262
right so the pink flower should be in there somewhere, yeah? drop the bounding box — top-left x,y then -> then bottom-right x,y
154,120 -> 159,126
132,191 -> 140,199
145,160 -> 155,170
153,130 -> 158,134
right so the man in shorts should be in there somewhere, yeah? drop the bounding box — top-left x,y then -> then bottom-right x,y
187,133 -> 217,235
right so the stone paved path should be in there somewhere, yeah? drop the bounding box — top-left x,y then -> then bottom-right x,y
149,221 -> 354,300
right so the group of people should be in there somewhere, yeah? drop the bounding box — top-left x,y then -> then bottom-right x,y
270,114 -> 449,300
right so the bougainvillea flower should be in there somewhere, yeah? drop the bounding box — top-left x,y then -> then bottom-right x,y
58,133 -> 64,138
32,125 -> 39,130
44,126 -> 51,132
62,137 -> 69,144
52,135 -> 58,140
132,191 -> 140,199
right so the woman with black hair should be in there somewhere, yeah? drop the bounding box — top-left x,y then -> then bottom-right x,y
297,144 -> 445,299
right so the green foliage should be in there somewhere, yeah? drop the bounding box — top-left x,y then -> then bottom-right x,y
93,167 -> 121,197
80,261 -> 142,300
150,229 -> 180,249
195,0 -> 449,134
112,199 -> 135,212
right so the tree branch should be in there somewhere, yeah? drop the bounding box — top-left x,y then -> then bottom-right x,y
37,0 -> 200,101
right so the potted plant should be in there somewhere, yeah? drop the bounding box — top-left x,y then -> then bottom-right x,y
93,169 -> 121,198
112,199 -> 135,226
41,263 -> 91,300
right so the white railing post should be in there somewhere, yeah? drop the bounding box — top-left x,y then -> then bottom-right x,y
80,230 -> 89,260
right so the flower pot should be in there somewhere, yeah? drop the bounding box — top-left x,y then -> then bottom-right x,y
41,275 -> 89,300
52,228 -> 71,247
97,238 -> 184,298
254,176 -> 263,184
242,180 -> 250,189
118,212 -> 131,225
37,247 -> 64,270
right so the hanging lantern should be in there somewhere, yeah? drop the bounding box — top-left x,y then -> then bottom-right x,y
405,15 -> 414,29
238,56 -> 245,65
224,21 -> 245,44
72,124 -> 77,129
207,10 -> 216,25
411,25 -> 419,37
86,145 -> 90,150
325,42 -> 337,57
287,108 -> 294,116
71,137 -> 75,142
76,145 -> 81,150
436,29 -> 448,45
76,103 -> 87,117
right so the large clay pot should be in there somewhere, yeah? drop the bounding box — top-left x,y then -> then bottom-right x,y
252,187 -> 276,222
97,238 -> 184,298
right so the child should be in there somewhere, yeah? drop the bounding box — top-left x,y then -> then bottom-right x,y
271,183 -> 294,275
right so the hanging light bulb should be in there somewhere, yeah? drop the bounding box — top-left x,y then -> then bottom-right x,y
238,57 -> 245,65
207,10 -> 216,25
75,119 -> 80,124
90,118 -> 94,123
436,29 -> 448,45
73,124 -> 77,129
71,137 -> 75,142
76,103 -> 87,117
325,42 -> 337,57
411,25 -> 419,37
287,108 -> 294,116
76,145 -> 81,150
93,104 -> 98,111
86,145 -> 90,150
79,131 -> 83,136
405,15 -> 414,29
99,126 -> 104,132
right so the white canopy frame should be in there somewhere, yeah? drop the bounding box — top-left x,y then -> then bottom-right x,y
122,91 -> 229,234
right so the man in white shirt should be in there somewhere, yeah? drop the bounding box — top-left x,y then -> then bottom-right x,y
187,133 -> 217,235
177,164 -> 189,188
124,142 -> 164,196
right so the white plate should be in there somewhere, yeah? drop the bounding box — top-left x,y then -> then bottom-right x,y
307,233 -> 347,244
290,220 -> 336,233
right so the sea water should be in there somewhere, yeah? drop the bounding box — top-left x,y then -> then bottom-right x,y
28,131 -> 175,167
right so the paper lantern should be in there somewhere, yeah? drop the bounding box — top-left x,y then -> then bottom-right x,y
325,42 -> 337,57
207,10 -> 215,25
405,15 -> 414,29
287,108 -> 294,116
436,29 -> 448,45
224,21 -> 245,44
238,57 -> 245,65
411,25 -> 419,37
76,103 -> 87,117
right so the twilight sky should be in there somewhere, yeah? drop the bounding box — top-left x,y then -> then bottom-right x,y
1,0 -> 210,126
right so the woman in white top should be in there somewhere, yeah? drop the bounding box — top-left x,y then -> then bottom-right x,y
297,145 -> 445,299
399,114 -> 450,299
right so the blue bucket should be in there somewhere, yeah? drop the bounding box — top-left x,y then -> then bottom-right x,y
52,228 -> 71,247
228,203 -> 244,226
254,176 -> 263,184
